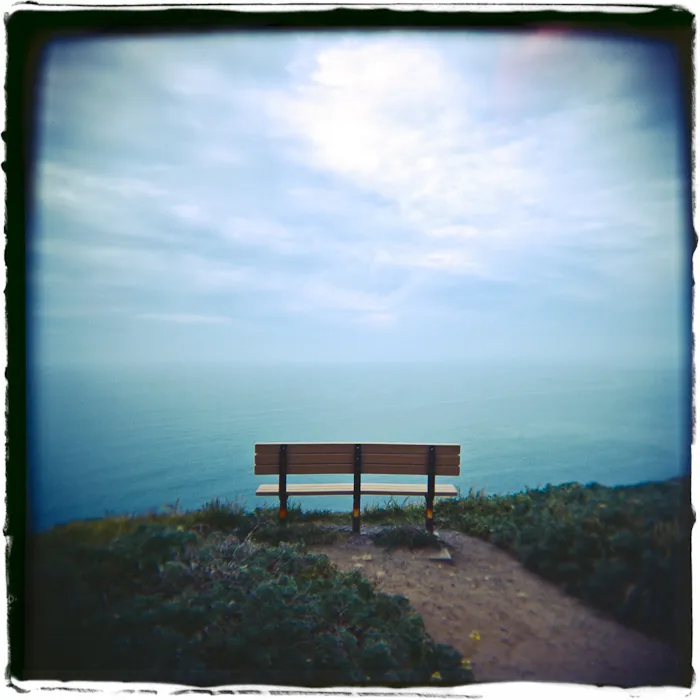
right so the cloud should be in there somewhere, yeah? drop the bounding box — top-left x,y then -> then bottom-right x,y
136,313 -> 232,325
289,278 -> 390,315
32,34 -> 687,365
273,38 -> 540,228
266,37 -> 549,279
35,162 -> 184,249
37,162 -> 169,210
355,312 -> 396,328
220,217 -> 297,252
35,306 -> 128,319
267,34 -> 686,295
373,246 -> 479,275
427,225 -> 483,239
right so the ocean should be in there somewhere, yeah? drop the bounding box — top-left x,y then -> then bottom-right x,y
27,361 -> 691,532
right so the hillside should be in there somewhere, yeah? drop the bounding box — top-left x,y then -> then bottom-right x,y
22,477 -> 692,687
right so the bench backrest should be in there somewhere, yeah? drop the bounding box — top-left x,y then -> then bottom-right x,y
254,443 -> 460,476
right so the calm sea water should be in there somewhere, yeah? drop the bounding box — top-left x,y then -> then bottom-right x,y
28,361 -> 691,531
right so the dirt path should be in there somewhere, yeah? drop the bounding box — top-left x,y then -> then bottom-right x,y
309,529 -> 686,687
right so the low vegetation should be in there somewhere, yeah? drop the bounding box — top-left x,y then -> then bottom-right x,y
370,524 -> 443,551
438,477 -> 692,652
25,476 -> 691,685
26,504 -> 471,687
356,478 -> 691,651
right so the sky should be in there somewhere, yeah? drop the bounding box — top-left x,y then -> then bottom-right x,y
30,30 -> 690,366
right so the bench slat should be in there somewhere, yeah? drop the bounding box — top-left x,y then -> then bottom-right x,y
256,442 -> 459,457
255,461 -> 460,476
256,483 -> 459,497
255,454 -> 354,468
364,444 -> 459,457
255,443 -> 460,476
256,443 -> 356,457
255,454 -> 460,468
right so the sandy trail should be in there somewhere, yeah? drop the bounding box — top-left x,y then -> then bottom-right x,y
309,529 -> 686,687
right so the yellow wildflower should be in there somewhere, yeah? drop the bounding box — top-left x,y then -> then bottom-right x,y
469,630 -> 481,641
431,671 -> 442,681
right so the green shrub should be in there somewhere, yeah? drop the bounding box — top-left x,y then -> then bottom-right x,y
434,477 -> 692,650
371,525 -> 443,551
26,526 -> 473,687
250,521 -> 341,546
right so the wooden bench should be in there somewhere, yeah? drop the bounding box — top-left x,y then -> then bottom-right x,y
255,442 -> 460,533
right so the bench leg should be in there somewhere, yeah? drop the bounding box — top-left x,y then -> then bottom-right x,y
425,496 -> 434,534
280,495 -> 287,524
353,444 -> 362,533
279,444 -> 288,525
425,445 -> 436,534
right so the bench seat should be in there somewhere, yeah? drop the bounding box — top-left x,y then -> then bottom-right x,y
256,483 -> 459,497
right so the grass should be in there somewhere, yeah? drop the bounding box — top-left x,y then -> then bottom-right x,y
41,498 -> 344,548
361,497 -> 424,525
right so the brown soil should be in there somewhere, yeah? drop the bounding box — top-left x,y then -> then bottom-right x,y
309,529 -> 687,687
